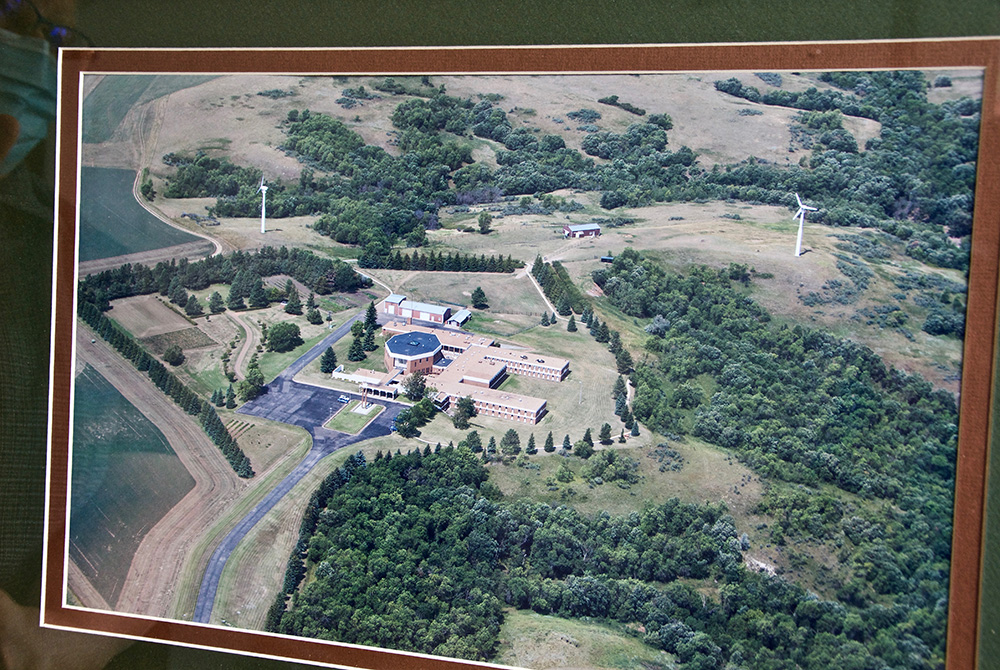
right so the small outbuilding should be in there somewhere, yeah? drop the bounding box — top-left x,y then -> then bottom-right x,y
563,223 -> 602,238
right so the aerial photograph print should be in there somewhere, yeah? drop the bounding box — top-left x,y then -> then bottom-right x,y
62,64 -> 984,669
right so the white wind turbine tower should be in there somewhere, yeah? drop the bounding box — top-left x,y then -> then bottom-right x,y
258,176 -> 268,234
793,193 -> 817,257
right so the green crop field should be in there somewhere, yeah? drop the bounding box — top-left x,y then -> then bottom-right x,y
79,167 -> 200,261
70,365 -> 195,606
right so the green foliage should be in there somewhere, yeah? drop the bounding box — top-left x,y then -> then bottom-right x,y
184,294 -> 203,316
319,346 -> 338,374
471,286 -> 488,309
208,291 -> 225,314
453,396 -> 477,430
347,335 -> 366,362
478,210 -> 493,234
267,322 -> 303,353
403,371 -> 427,400
163,344 -> 185,366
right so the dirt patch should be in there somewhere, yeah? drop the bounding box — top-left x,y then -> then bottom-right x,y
108,294 -> 192,338
141,327 -> 217,356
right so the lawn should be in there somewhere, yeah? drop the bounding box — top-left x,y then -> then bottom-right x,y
323,400 -> 383,434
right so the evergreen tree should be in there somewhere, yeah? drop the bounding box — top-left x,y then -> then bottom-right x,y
544,431 -> 555,452
608,330 -> 622,354
589,317 -> 600,336
614,394 -> 627,416
168,276 -> 187,306
347,335 -> 366,361
248,281 -> 269,309
630,422 -> 640,437
500,428 -> 521,456
557,293 -> 572,316
618,429 -> 626,443
567,314 -> 577,331
225,384 -> 236,409
551,311 -> 558,324
526,433 -> 537,455
486,435 -> 497,458
362,328 -> 377,352
284,285 -> 302,314
306,292 -> 317,310
464,430 -> 483,453
471,286 -> 488,309
365,301 -> 378,332
227,287 -> 245,310
185,294 -> 203,316
613,374 -> 626,399
583,428 -> 593,446
208,291 -> 226,314
319,346 -> 338,373
306,307 -> 323,324
597,322 -> 610,343
616,347 -> 634,374
163,344 -> 185,366
541,312 -> 550,326
562,434 -> 572,451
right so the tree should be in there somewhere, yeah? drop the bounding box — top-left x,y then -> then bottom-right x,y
615,347 -> 634,374
526,433 -> 537,454
582,428 -> 593,446
248,281 -> 269,309
163,344 -> 185,366
362,328 -> 377,351
541,312 -> 550,326
347,335 -> 366,361
613,374 -> 626,399
184,294 -> 203,316
551,311 -> 558,324
630,422 -> 640,437
500,428 -> 521,457
168,276 -> 187,306
544,432 -> 555,452
562,434 -> 572,451
574,440 -> 595,459
599,422 -> 613,444
239,355 -> 265,401
306,292 -> 317,310
471,286 -> 488,309
365,301 -> 379,332
596,321 -> 610,343
486,435 -> 497,459
225,384 -> 236,409
351,320 -> 366,338
208,291 -> 226,314
557,293 -> 572,316
306,307 -> 323,324
403,371 -> 427,400
478,210 -> 493,234
267,322 -> 303,352
463,430 -> 483,452
320,346 -> 338,373
453,395 -> 477,429
567,314 -> 577,331
227,287 -> 245,310
284,285 -> 302,314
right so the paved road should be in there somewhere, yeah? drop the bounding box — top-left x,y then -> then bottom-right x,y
192,309 -> 403,623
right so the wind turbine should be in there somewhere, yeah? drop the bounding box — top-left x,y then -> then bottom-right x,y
793,193 -> 817,257
258,176 -> 268,234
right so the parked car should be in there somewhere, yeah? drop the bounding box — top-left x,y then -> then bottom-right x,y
338,394 -> 350,403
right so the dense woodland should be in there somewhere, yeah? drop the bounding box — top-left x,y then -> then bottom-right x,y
273,437 -> 953,669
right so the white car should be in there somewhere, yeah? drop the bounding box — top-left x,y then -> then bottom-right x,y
338,395 -> 350,403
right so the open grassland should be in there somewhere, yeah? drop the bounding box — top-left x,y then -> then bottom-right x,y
70,364 -> 196,606
83,74 -> 218,143
79,167 -> 201,262
495,608 -> 675,670
361,268 -> 549,316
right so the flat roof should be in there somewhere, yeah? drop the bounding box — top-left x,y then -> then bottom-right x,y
385,331 -> 441,358
401,300 -> 450,316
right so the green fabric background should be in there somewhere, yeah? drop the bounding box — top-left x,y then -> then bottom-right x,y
35,1 -> 1000,667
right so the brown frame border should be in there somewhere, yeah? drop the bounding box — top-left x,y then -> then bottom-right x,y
46,40 -> 1000,670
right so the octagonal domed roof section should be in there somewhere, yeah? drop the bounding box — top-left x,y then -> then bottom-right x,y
385,331 -> 442,359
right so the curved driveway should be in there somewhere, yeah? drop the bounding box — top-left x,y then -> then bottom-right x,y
193,310 -> 404,623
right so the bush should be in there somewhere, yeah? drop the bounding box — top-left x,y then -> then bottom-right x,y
163,344 -> 185,366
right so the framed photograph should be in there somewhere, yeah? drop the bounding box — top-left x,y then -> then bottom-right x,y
45,40 -> 1000,669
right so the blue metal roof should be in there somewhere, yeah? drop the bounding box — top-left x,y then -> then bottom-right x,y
385,331 -> 441,358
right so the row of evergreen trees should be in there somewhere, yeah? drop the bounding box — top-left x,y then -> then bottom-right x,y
78,301 -> 253,478
358,247 -> 522,273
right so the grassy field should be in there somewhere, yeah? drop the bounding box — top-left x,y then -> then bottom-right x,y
70,365 -> 196,605
83,74 -> 218,143
494,608 -> 674,670
323,400 -> 383,434
79,167 -> 201,261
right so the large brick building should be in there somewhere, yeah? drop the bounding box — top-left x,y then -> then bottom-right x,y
382,294 -> 451,323
563,223 -> 601,238
379,322 -> 570,424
